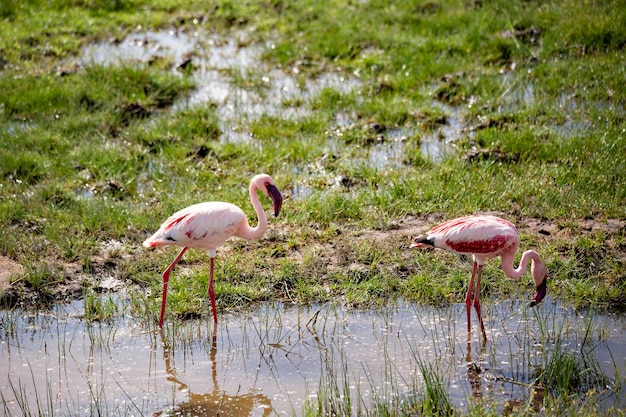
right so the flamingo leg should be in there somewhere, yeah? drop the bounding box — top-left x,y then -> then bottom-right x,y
208,257 -> 218,324
473,264 -> 487,341
465,262 -> 478,333
159,247 -> 188,328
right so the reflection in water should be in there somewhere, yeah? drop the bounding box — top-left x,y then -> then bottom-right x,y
156,328 -> 272,417
465,337 -> 485,402
462,334 -> 546,416
0,299 -> 624,416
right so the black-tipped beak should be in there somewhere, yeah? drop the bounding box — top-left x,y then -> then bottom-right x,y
266,184 -> 283,217
529,277 -> 547,308
410,235 -> 435,250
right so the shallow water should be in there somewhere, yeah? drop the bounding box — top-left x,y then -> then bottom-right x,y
1,298 -> 624,416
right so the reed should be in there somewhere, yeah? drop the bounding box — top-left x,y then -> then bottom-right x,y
83,291 -> 120,323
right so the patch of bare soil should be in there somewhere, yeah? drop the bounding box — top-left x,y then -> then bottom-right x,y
0,246 -> 133,307
0,256 -> 23,293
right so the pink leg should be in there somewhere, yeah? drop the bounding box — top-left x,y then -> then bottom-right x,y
159,247 -> 188,328
473,264 -> 487,341
208,257 -> 218,324
465,262 -> 478,333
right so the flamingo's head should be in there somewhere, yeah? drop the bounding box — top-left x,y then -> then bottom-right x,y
253,174 -> 283,217
529,259 -> 548,307
410,235 -> 435,249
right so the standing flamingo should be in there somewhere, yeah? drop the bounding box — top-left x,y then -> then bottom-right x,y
143,174 -> 283,327
410,215 -> 548,341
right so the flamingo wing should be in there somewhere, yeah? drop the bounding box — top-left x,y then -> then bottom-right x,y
430,215 -> 518,256
144,202 -> 246,249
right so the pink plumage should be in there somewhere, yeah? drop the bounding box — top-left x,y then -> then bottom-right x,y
143,174 -> 283,327
144,202 -> 249,252
424,216 -> 518,260
411,215 -> 548,341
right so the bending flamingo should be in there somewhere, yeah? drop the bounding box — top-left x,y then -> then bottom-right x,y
143,174 -> 283,327
410,215 -> 548,341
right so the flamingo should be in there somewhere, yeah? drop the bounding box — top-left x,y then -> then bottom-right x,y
410,215 -> 548,341
143,174 -> 283,327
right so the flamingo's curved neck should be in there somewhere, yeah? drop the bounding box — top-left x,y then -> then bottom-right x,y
501,250 -> 544,286
237,182 -> 268,240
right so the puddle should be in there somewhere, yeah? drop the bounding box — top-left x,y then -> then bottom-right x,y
363,101 -> 463,169
495,79 -> 625,138
79,30 -> 360,144
496,74 -> 535,111
1,299 -> 624,416
421,101 -> 464,163
1,121 -> 32,137
80,30 -> 198,67
76,186 -> 95,199
368,132 -> 408,170
78,29 -> 465,165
